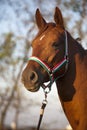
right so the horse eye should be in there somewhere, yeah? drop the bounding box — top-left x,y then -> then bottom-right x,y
52,42 -> 59,49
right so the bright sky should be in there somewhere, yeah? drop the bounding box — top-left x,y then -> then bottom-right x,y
0,0 -> 86,48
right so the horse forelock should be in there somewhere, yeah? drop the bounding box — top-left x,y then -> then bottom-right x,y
32,23 -> 56,42
32,22 -> 65,45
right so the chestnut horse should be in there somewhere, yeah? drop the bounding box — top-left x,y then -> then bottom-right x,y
22,7 -> 87,130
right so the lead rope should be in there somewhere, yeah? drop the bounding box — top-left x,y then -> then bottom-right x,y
37,92 -> 48,130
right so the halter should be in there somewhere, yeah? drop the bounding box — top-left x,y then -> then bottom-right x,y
28,31 -> 69,92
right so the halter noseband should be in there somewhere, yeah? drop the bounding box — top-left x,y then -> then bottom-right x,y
28,31 -> 69,92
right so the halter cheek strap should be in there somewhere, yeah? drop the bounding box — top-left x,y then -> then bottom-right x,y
28,31 -> 69,92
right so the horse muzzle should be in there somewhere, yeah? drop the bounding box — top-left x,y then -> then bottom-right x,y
22,69 -> 41,92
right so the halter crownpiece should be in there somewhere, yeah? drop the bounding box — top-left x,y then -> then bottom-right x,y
28,31 -> 69,92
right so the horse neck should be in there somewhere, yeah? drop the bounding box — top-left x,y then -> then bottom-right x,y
68,32 -> 85,61
56,32 -> 86,101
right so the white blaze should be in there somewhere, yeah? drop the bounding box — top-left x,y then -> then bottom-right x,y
40,35 -> 45,41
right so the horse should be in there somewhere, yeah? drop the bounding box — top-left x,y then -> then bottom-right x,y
22,7 -> 87,130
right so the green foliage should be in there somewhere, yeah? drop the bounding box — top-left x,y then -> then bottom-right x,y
0,33 -> 15,59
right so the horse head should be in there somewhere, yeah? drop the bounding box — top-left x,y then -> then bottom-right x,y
22,7 -> 68,92
22,7 -> 87,130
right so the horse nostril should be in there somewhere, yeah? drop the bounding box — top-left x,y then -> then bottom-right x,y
29,71 -> 38,83
30,72 -> 35,80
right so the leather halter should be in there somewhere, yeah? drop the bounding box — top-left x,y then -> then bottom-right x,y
28,31 -> 69,92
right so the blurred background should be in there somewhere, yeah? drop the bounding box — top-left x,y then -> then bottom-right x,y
0,0 -> 87,130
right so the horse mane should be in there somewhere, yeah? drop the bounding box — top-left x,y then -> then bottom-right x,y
67,31 -> 86,60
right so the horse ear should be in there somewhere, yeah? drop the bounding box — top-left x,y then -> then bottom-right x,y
35,9 -> 46,30
54,7 -> 64,28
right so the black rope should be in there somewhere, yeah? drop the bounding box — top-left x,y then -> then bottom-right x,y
37,93 -> 48,130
